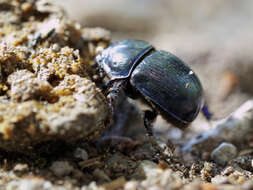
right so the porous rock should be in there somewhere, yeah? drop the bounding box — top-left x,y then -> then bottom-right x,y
0,0 -> 110,153
50,161 -> 74,177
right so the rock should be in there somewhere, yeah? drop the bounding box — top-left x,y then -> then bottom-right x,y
227,171 -> 246,185
139,167 -> 183,190
93,169 -> 111,182
124,181 -> 138,190
223,167 -> 235,175
82,27 -> 111,42
7,70 -> 55,102
106,153 -> 138,178
211,175 -> 229,184
0,0 -> 110,153
50,161 -> 74,177
13,164 -> 29,173
74,148 -> 89,161
86,182 -> 106,190
201,162 -> 215,181
230,155 -> 253,172
131,160 -> 158,180
6,178 -> 53,190
211,143 -> 238,166
183,100 -> 253,156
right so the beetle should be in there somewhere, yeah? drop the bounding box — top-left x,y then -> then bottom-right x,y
95,40 -> 211,156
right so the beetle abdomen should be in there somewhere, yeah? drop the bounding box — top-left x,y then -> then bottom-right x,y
130,50 -> 204,123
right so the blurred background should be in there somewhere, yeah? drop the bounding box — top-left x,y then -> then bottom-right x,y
54,0 -> 253,120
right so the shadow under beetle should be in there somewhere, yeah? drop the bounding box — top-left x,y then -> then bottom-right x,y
95,40 -> 211,157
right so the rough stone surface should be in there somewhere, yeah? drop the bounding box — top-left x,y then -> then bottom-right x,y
211,142 -> 238,166
183,100 -> 253,157
7,178 -> 53,190
50,161 -> 74,177
0,0 -> 110,153
74,148 -> 89,161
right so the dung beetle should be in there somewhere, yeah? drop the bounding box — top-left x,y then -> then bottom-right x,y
95,40 -> 211,155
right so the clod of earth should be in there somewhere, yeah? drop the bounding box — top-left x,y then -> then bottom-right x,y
0,0 -> 110,153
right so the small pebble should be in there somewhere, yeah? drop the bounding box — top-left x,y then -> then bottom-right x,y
211,175 -> 228,184
201,162 -> 214,181
131,160 -> 158,180
49,161 -> 74,177
21,2 -> 32,13
52,43 -> 60,52
211,142 -> 238,166
228,171 -> 243,184
74,148 -> 89,161
13,164 -> 29,172
7,178 -> 51,190
124,181 -> 138,190
93,169 -> 111,182
223,167 -> 234,175
237,176 -> 246,184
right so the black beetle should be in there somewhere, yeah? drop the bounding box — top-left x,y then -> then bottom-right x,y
95,40 -> 211,154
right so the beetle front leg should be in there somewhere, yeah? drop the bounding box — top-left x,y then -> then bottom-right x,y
144,110 -> 174,161
106,80 -> 125,126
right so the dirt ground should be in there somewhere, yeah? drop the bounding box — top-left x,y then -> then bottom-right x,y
0,1 -> 253,189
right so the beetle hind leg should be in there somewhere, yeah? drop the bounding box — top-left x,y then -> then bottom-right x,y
202,104 -> 212,120
144,110 -> 157,136
144,110 -> 174,161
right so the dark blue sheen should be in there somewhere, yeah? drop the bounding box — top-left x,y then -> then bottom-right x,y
96,40 -> 152,80
130,50 -> 204,123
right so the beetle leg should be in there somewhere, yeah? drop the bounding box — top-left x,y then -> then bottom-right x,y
144,110 -> 173,160
202,104 -> 212,120
106,80 -> 124,108
144,110 -> 157,136
106,80 -> 125,126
